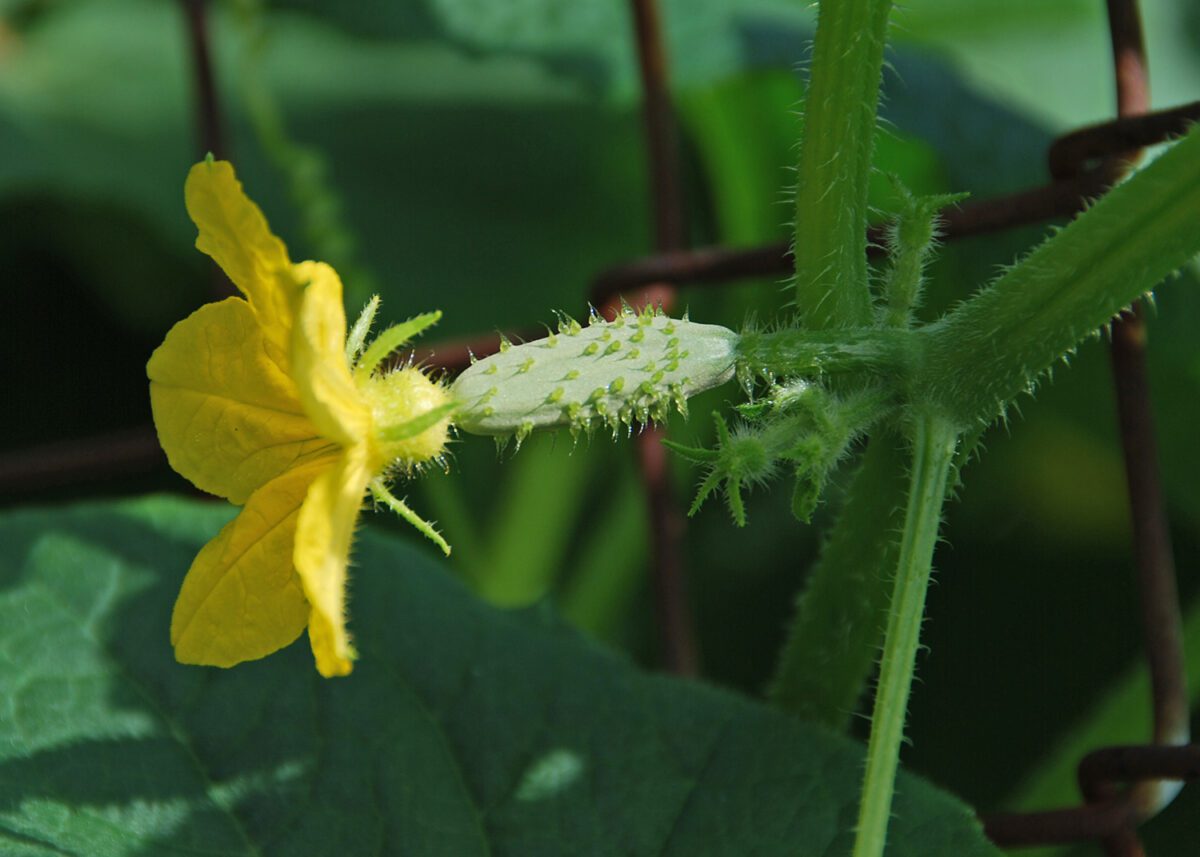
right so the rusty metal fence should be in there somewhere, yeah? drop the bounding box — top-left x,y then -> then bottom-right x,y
2,0 -> 1198,853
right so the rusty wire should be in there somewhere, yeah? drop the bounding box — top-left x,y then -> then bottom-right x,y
181,0 -> 223,160
1,2 -> 1198,851
619,0 -> 697,677
1098,2 -> 1191,852
590,98 -> 1200,303
181,0 -> 234,303
980,2 -> 1192,855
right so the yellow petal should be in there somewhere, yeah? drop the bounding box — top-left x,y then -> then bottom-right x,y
291,261 -> 373,448
171,456 -> 337,668
294,444 -> 372,677
185,159 -> 300,366
148,297 -> 335,504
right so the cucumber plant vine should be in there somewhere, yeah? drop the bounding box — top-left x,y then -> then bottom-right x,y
450,1 -> 1200,852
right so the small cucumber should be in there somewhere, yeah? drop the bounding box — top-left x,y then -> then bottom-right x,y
451,307 -> 738,442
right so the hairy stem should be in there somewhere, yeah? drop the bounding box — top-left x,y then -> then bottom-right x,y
920,123 -> 1200,428
853,415 -> 956,857
880,190 -> 967,328
768,434 -> 907,726
736,328 -> 912,380
370,479 -> 451,557
792,0 -> 894,329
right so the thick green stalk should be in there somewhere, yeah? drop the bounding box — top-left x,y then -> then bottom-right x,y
792,0 -> 894,329
853,415 -> 957,857
767,0 -> 901,733
921,124 -> 1200,428
768,434 -> 907,726
737,327 -> 912,380
768,142 -> 940,729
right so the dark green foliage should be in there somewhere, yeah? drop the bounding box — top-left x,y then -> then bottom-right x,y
0,497 -> 1000,856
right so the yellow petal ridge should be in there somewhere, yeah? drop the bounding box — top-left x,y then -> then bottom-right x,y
171,456 -> 337,668
148,297 -> 333,504
185,159 -> 300,367
294,444 -> 373,677
291,261 -> 373,449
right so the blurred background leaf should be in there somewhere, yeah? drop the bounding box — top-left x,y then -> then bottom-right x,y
0,496 -> 1001,856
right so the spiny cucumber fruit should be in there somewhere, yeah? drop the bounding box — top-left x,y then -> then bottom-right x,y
451,306 -> 739,442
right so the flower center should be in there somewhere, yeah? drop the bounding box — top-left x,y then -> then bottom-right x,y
357,368 -> 453,470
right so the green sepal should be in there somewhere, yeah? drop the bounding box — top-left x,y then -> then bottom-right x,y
660,438 -> 719,463
345,295 -> 381,363
735,400 -> 773,421
379,401 -> 459,444
879,185 -> 970,329
355,311 -> 443,380
369,478 -> 451,556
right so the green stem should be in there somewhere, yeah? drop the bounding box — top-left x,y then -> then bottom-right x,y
853,415 -> 957,857
370,479 -> 451,557
354,311 -> 442,381
736,328 -> 912,380
880,190 -> 968,329
768,434 -> 907,726
920,123 -> 1200,428
768,0 -> 900,736
792,0 -> 894,329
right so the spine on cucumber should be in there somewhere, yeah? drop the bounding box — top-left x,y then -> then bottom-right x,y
451,306 -> 739,443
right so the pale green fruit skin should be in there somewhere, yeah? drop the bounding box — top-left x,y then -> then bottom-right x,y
451,310 -> 739,439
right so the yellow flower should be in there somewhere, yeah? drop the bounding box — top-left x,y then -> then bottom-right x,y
148,158 -> 454,678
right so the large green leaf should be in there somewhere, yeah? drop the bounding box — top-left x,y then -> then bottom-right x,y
0,496 -> 998,856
